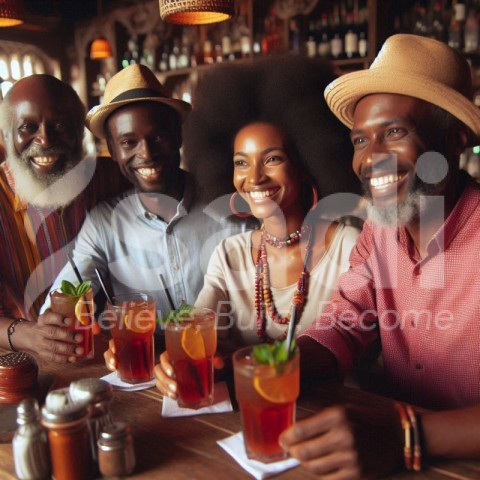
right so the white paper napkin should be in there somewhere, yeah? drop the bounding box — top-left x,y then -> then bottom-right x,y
217,431 -> 300,480
100,371 -> 157,391
162,381 -> 233,417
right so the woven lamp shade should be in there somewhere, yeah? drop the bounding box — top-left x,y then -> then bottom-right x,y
159,0 -> 234,25
90,37 -> 113,60
0,0 -> 25,27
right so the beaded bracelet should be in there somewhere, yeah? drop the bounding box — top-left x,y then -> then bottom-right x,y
406,405 -> 422,472
7,317 -> 29,352
395,403 -> 412,470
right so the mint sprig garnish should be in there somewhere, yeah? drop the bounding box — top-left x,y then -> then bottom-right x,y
252,339 -> 296,366
159,303 -> 194,325
60,279 -> 92,296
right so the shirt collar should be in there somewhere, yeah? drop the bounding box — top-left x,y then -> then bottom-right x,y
396,173 -> 480,254
142,170 -> 195,223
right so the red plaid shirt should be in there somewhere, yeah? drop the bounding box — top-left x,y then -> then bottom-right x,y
302,175 -> 480,410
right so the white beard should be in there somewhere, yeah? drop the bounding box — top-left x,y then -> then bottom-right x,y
6,141 -> 96,209
366,192 -> 420,227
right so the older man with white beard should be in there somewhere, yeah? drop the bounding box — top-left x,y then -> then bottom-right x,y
0,74 -> 127,363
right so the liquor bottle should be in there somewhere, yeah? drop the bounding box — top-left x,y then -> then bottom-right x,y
305,20 -> 317,58
412,2 -> 428,36
203,40 -> 214,64
289,18 -> 301,54
169,39 -> 179,70
344,0 -> 358,58
222,34 -> 235,61
464,5 -> 479,52
358,31 -> 368,57
330,5 -> 344,59
431,1 -> 446,42
449,0 -> 466,50
121,49 -> 132,69
317,12 -> 331,57
318,32 -> 331,57
237,14 -> 252,58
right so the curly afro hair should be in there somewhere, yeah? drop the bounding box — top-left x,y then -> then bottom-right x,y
182,54 -> 361,207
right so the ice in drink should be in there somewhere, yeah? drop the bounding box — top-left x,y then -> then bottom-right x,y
106,293 -> 156,384
165,307 -> 216,409
50,288 -> 95,360
233,345 -> 299,463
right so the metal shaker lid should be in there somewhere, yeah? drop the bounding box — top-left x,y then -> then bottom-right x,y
98,422 -> 131,446
69,377 -> 113,404
42,388 -> 88,425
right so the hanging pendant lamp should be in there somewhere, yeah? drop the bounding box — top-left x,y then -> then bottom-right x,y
0,0 -> 25,27
159,0 -> 235,25
90,37 -> 113,60
89,0 -> 113,60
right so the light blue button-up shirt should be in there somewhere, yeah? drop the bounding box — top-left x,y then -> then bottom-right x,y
43,173 -> 254,319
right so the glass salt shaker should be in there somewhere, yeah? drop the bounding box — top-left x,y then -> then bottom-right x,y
98,422 -> 136,478
12,397 -> 50,480
69,377 -> 113,463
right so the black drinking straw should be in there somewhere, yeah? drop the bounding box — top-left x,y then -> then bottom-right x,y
284,306 -> 297,359
158,273 -> 175,310
67,253 -> 84,284
94,268 -> 113,305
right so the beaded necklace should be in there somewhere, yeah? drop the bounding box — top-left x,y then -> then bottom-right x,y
254,224 -> 313,341
263,224 -> 310,248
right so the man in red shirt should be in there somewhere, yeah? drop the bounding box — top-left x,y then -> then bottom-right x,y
280,35 -> 480,477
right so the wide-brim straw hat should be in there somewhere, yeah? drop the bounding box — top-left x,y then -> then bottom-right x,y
86,64 -> 191,139
325,34 -> 480,146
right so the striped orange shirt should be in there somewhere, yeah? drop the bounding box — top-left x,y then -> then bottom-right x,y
0,157 -> 129,319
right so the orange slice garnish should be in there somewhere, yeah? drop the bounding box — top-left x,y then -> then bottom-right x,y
253,370 -> 299,404
124,311 -> 155,334
74,296 -> 91,326
181,326 -> 206,360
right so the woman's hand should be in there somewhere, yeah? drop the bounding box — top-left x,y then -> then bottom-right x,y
154,351 -> 178,400
104,338 -> 118,371
19,311 -> 84,363
279,405 -> 403,479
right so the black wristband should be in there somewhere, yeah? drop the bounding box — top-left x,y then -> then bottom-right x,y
7,317 -> 29,352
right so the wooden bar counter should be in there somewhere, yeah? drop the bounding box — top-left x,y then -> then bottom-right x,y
1,334 -> 479,479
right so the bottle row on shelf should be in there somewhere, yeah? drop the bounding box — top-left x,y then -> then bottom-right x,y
117,0 -> 372,75
395,0 -> 480,55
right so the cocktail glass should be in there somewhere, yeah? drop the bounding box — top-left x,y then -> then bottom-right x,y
164,307 -> 217,409
49,287 -> 95,360
233,345 -> 300,463
105,293 -> 156,384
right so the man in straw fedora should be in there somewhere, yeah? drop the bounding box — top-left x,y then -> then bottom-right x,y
280,34 -> 480,477
42,64 -> 250,334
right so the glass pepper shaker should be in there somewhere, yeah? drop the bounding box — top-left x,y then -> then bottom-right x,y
69,377 -> 114,463
41,390 -> 91,480
98,422 -> 136,478
12,397 -> 50,480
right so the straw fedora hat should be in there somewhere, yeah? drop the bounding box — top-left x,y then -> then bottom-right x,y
86,64 -> 191,139
325,34 -> 480,146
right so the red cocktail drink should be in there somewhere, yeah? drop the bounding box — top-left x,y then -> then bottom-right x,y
106,293 -> 156,384
165,307 -> 216,409
233,345 -> 299,463
49,288 -> 95,360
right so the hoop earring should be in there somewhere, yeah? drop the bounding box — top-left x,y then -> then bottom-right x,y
229,192 -> 252,218
310,185 -> 319,212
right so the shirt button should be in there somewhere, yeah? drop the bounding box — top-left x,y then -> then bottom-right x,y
172,264 -> 179,272
415,363 -> 422,370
